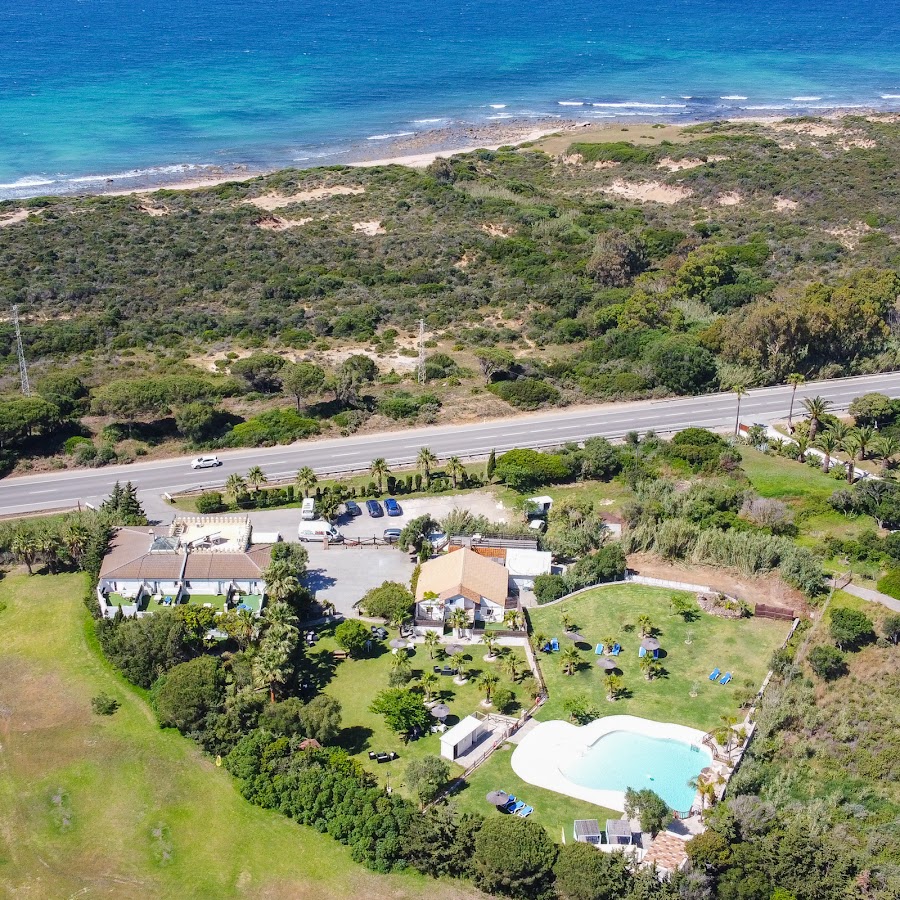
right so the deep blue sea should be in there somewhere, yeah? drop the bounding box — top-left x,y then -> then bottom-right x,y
1,0 -> 899,199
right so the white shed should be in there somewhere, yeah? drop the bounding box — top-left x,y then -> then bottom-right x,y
440,715 -> 487,761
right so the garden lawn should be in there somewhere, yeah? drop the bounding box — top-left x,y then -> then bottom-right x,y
307,629 -> 529,789
0,573 -> 477,900
739,446 -> 842,503
529,584 -> 789,732
454,743 -> 619,840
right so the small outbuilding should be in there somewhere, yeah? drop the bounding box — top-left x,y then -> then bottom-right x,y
605,818 -> 633,845
574,819 -> 602,845
440,714 -> 487,761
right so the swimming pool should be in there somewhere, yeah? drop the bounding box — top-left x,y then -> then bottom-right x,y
511,715 -> 714,813
560,730 -> 710,812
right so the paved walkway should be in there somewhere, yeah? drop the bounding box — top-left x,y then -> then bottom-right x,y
836,581 -> 900,613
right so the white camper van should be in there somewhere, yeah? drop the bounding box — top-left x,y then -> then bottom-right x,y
301,497 -> 316,520
297,521 -> 342,543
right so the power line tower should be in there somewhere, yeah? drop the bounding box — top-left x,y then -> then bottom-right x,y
417,318 -> 426,385
12,304 -> 31,396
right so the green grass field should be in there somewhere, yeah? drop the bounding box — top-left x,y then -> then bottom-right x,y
528,584 -> 789,731
0,573 -> 477,900
307,627 -> 528,789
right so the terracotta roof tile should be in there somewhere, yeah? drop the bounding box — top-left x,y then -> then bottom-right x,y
643,832 -> 689,872
416,548 -> 509,606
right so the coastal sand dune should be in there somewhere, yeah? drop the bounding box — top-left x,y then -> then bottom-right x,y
657,155 -> 728,172
248,185 -> 364,211
0,208 -> 31,227
352,220 -> 385,235
602,179 -> 693,205
716,191 -> 743,206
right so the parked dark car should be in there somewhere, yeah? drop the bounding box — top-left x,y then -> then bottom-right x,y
385,497 -> 402,516
344,500 -> 362,517
383,528 -> 402,544
366,499 -> 384,517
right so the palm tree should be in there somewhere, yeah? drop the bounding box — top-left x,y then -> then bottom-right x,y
370,457 -> 391,493
733,382 -> 748,437
61,519 -> 90,567
483,636 -> 499,660
9,526 -> 38,575
446,456 -> 466,489
814,431 -> 839,473
841,433 -> 861,484
451,652 -> 468,681
448,607 -> 469,637
502,654 -> 522,682
872,434 -> 900,473
264,564 -> 300,604
714,714 -> 740,754
423,630 -> 441,659
801,395 -> 832,442
228,607 -> 259,648
794,434 -> 809,464
688,774 -> 720,810
601,635 -> 617,654
503,610 -> 524,631
295,466 -> 317,497
530,630 -> 548,654
264,600 -> 299,629
317,492 -> 342,523
786,373 -> 805,431
252,644 -> 290,703
604,674 -> 623,701
225,472 -> 246,501
561,612 -> 574,633
853,425 -> 874,461
560,646 -> 581,676
417,447 -> 438,486
389,652 -> 412,684
639,654 -> 661,681
246,465 -> 267,493
829,420 -> 851,445
420,670 -> 439,703
637,614 -> 653,637
477,671 -> 500,703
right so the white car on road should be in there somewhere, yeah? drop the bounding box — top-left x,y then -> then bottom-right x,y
191,455 -> 222,469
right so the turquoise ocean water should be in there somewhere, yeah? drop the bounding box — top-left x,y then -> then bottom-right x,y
1,0 -> 899,199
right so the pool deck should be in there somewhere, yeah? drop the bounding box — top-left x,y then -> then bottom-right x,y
510,714 -> 710,812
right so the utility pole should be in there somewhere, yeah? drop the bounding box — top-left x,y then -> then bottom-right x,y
12,304 -> 31,396
417,318 -> 426,385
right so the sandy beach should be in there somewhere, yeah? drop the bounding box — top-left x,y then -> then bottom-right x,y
9,106 -> 896,202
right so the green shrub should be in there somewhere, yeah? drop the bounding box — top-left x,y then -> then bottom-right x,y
534,573 -> 569,604
64,435 -> 93,455
568,141 -> 659,164
91,693 -> 120,715
225,409 -> 320,447
877,569 -> 900,600
196,491 -> 226,514
488,378 -> 560,410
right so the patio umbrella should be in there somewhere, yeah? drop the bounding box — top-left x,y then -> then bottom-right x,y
597,657 -> 618,671
444,644 -> 463,656
389,638 -> 409,650
640,636 -> 660,651
565,631 -> 586,642
486,790 -> 509,806
430,703 -> 451,719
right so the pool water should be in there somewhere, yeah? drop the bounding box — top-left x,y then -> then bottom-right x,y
559,730 -> 711,812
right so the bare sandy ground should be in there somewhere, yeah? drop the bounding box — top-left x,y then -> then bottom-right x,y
247,185 -> 365,210
0,208 -> 31,227
602,179 -> 693,204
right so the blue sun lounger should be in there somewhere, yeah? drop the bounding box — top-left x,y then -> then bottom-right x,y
611,643 -> 621,656
507,800 -> 525,815
550,638 -> 560,652
719,672 -> 732,685
708,668 -> 721,681
595,643 -> 604,655
517,805 -> 534,818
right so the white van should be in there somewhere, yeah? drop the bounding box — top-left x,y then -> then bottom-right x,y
297,521 -> 342,543
301,497 -> 316,521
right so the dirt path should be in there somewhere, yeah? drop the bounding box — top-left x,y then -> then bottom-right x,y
627,552 -> 807,613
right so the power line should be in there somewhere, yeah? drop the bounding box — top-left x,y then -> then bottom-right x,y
12,304 -> 31,396
417,318 -> 426,385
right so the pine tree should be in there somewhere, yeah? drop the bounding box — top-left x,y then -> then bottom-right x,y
486,449 -> 496,481
120,482 -> 147,525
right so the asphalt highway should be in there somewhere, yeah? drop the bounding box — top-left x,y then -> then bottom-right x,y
3,370 -> 900,517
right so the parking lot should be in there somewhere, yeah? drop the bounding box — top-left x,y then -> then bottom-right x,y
244,491 -> 514,617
